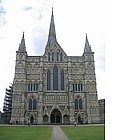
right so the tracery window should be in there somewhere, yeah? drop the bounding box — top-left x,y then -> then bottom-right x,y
28,98 -> 36,110
74,97 -> 83,110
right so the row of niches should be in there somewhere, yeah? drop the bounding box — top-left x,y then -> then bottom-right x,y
72,83 -> 83,92
48,52 -> 63,61
43,95 -> 68,102
27,83 -> 39,92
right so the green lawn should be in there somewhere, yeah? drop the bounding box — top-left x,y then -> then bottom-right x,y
0,126 -> 52,140
61,125 -> 105,140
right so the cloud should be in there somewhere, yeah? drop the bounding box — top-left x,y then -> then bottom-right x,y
0,1 -> 6,26
22,6 -> 32,11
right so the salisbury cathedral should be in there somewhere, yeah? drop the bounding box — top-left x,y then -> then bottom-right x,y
10,9 -> 100,124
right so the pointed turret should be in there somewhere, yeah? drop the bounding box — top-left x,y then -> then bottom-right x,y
18,32 -> 26,53
84,34 -> 92,53
47,8 -> 57,47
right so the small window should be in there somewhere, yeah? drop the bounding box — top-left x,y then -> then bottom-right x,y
81,83 -> 83,91
36,83 -> 38,91
78,83 -> 80,91
73,83 -> 75,91
57,53 -> 59,61
48,52 -> 50,61
60,53 -> 63,61
52,53 -> 54,61
47,70 -> 51,90
28,83 -> 30,91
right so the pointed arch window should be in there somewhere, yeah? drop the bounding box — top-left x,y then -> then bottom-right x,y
48,52 -> 50,61
52,52 -> 54,61
74,97 -> 83,110
29,99 -> 32,110
53,66 -> 58,90
47,70 -> 51,90
79,98 -> 83,109
33,99 -> 36,110
81,83 -> 83,91
61,70 -> 65,90
75,98 -> 78,110
28,98 -> 37,110
57,53 -> 59,61
31,83 -> 33,91
60,52 -> 63,61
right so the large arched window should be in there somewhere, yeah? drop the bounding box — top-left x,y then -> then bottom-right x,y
53,66 -> 58,90
74,97 -> 83,110
47,70 -> 51,90
28,98 -> 37,110
61,70 -> 65,90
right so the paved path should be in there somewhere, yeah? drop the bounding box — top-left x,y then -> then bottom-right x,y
50,126 -> 68,140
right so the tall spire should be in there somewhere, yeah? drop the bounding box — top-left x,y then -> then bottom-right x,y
18,32 -> 26,53
47,8 -> 57,46
84,34 -> 92,53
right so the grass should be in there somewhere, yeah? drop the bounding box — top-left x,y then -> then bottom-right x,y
0,126 -> 52,140
61,125 -> 105,140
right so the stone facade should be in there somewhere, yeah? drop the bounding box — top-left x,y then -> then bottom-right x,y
10,9 -> 100,124
98,99 -> 105,124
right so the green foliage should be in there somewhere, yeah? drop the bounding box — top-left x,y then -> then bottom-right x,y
61,125 -> 105,140
0,126 -> 52,140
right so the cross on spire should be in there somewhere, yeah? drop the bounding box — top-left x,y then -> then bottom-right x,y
18,32 -> 26,53
47,7 -> 57,46
84,34 -> 92,53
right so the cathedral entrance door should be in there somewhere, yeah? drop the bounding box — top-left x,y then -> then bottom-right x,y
50,109 -> 61,123
78,116 -> 81,124
30,116 -> 34,124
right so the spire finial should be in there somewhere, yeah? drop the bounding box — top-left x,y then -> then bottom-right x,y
84,33 -> 92,53
18,32 -> 26,53
46,8 -> 57,46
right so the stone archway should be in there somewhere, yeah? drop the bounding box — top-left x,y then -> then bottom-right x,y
78,116 -> 81,124
63,115 -> 69,124
43,115 -> 49,124
50,109 -> 62,123
30,116 -> 34,124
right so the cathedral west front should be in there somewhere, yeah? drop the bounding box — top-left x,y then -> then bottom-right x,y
10,9 -> 100,124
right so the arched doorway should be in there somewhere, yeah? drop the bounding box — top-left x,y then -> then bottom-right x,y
50,109 -> 61,123
30,116 -> 34,124
43,115 -> 48,124
78,116 -> 81,124
63,115 -> 69,124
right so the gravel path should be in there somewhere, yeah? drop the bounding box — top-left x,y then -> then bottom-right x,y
50,125 -> 68,140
